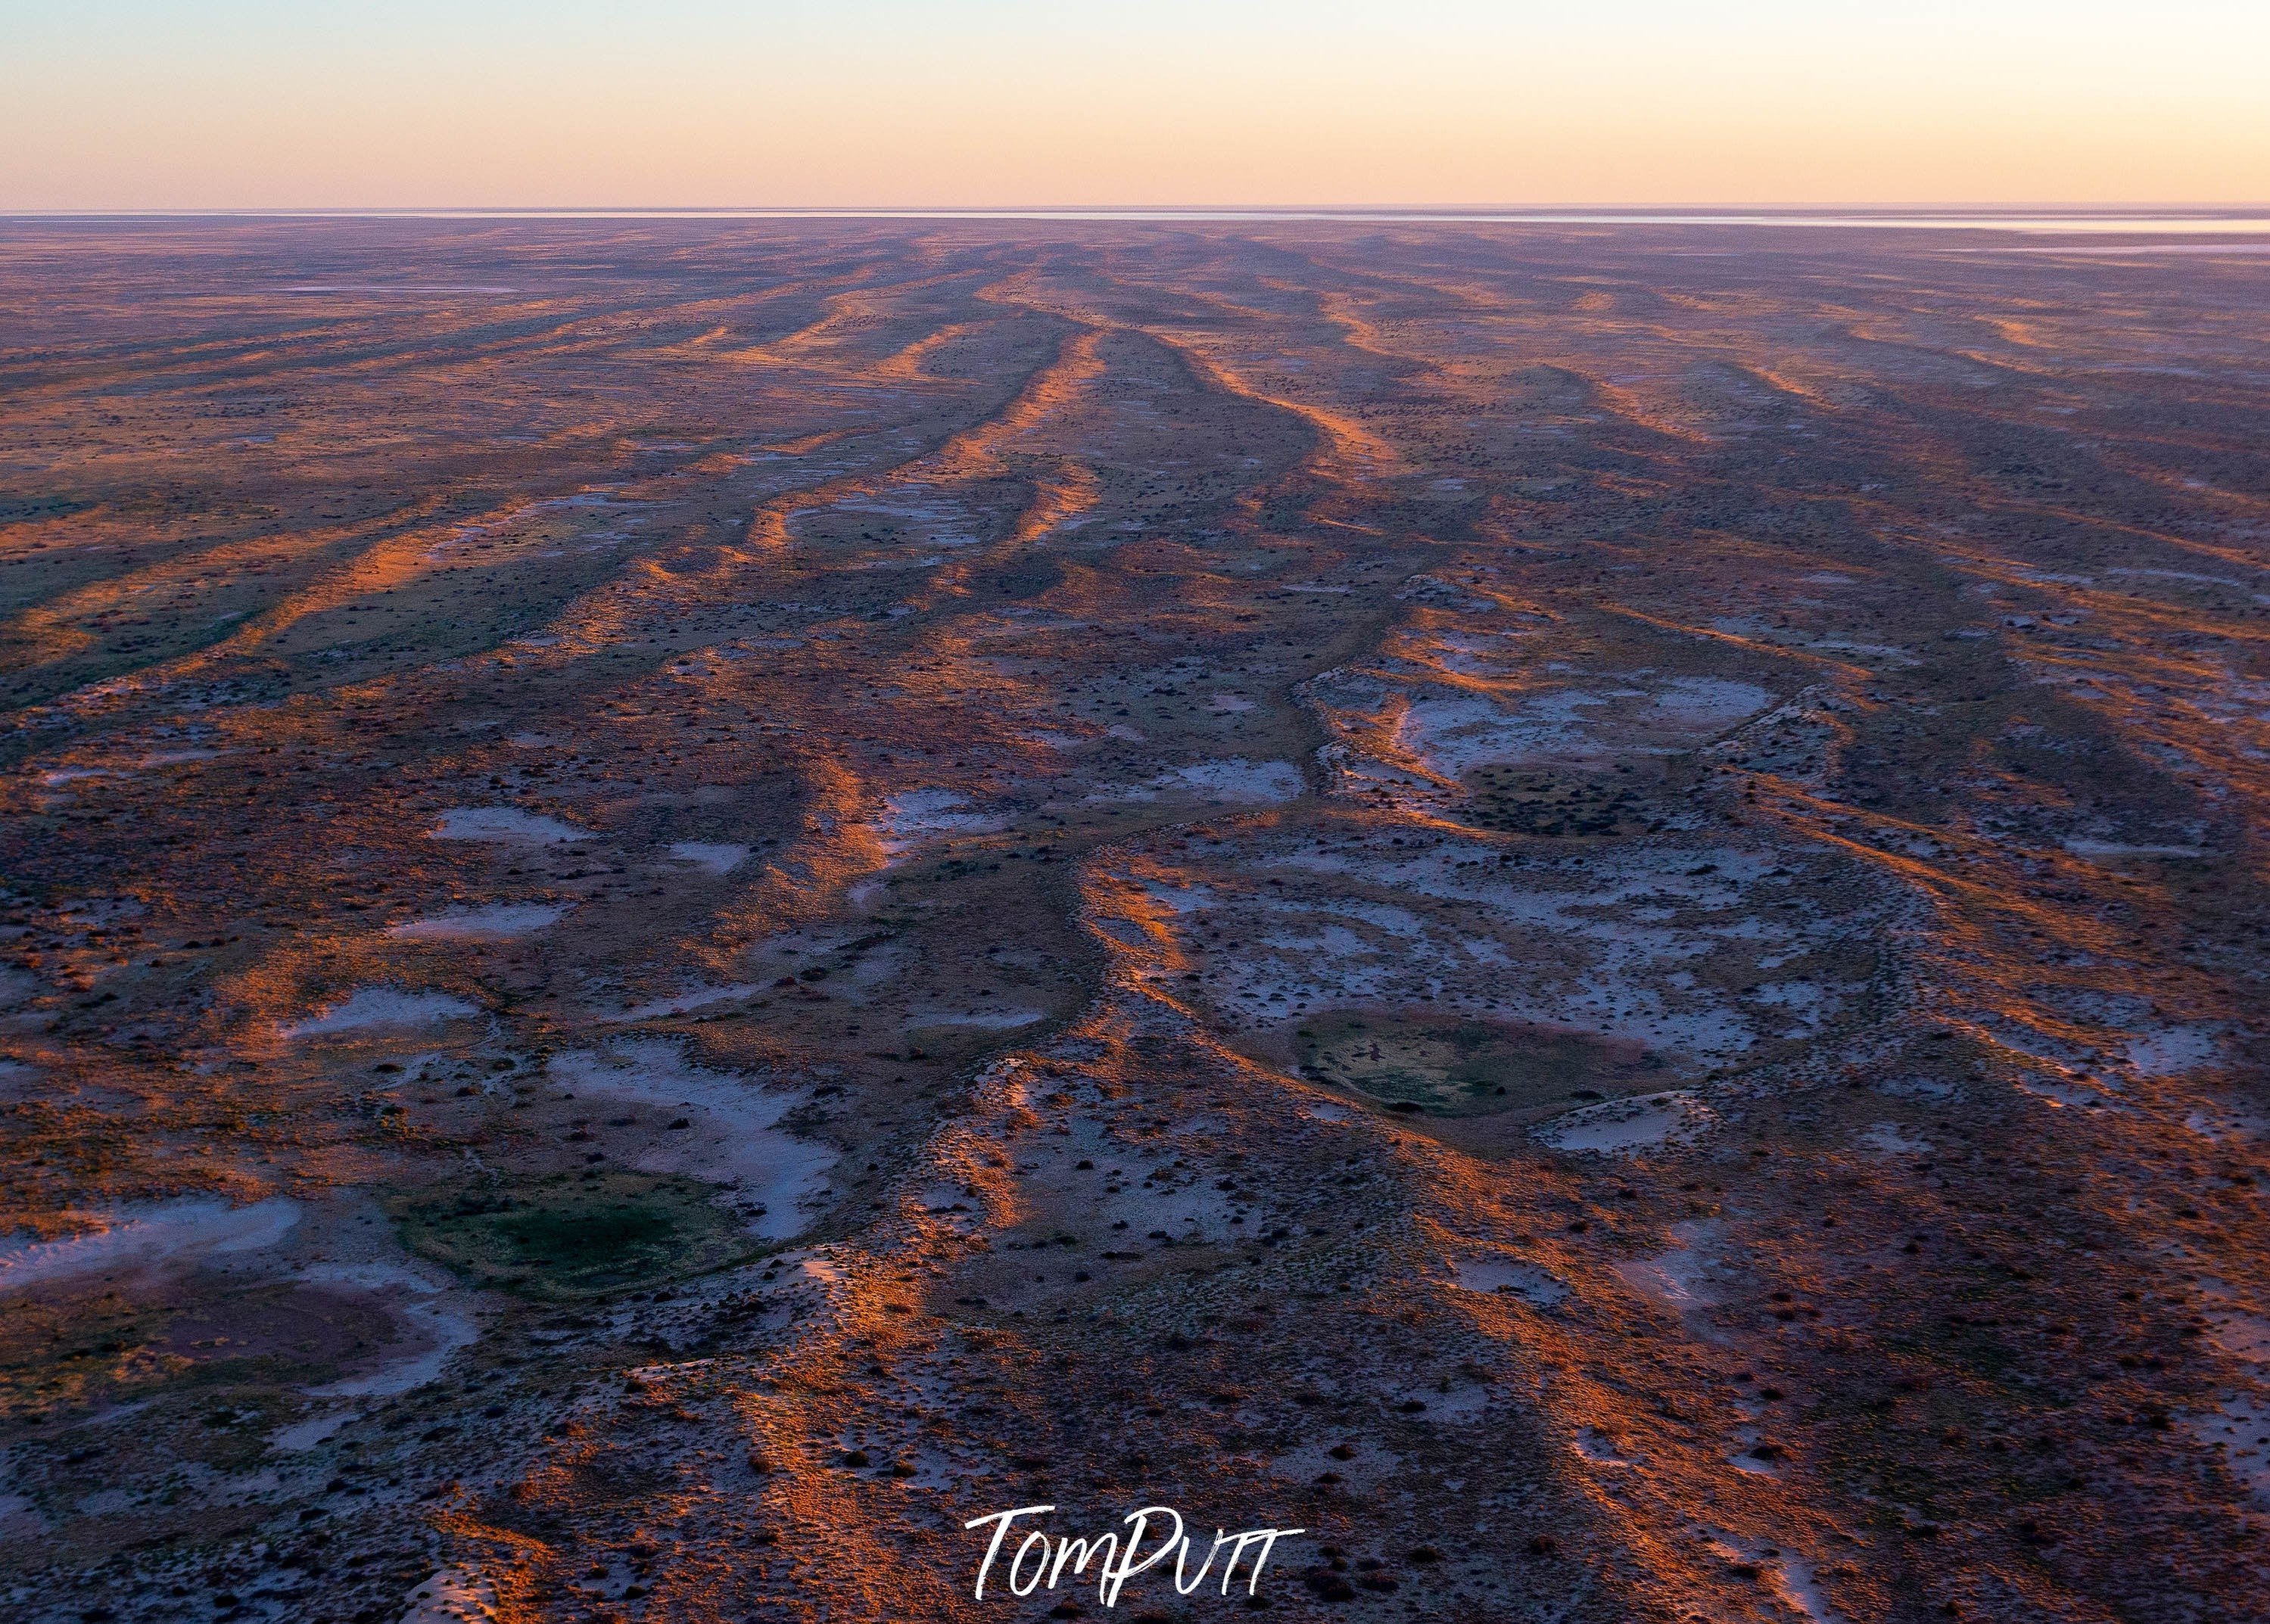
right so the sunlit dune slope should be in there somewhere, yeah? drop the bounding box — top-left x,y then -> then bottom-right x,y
2,218 -> 2268,1624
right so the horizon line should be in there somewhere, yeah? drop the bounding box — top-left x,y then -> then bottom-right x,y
10,204 -> 2270,232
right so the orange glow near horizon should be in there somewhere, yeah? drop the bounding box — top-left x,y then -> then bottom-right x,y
6,2 -> 2269,210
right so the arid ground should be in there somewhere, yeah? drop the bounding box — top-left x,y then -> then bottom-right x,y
3,219 -> 2268,1623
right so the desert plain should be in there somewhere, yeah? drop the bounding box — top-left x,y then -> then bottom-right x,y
1,218 -> 2267,1623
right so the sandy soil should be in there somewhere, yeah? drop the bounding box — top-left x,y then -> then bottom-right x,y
1,219 -> 2266,1624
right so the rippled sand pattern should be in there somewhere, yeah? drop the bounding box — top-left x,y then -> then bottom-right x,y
2,219 -> 2268,1622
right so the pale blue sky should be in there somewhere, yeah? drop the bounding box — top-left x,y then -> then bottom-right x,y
6,2 -> 2266,207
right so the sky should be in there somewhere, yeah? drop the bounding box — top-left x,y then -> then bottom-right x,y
5,1 -> 2268,210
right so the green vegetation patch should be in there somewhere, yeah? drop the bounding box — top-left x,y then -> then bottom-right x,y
1462,766 -> 1656,838
394,1171 -> 755,1299
1297,1013 -> 1664,1116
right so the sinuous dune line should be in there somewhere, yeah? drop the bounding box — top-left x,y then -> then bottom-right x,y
10,222 -> 2268,1624
3,495 -> 457,683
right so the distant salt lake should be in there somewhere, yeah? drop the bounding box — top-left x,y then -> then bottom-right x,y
48,207 -> 2270,235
